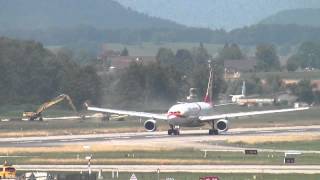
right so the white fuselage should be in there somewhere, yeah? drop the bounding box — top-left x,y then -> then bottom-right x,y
166,102 -> 212,127
230,94 -> 245,103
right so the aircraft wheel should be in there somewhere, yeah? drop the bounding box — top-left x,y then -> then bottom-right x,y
213,129 -> 219,135
209,129 -> 213,135
173,129 -> 180,135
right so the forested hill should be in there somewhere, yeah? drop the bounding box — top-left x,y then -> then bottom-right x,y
259,8 -> 320,27
116,0 -> 320,29
0,0 -> 183,30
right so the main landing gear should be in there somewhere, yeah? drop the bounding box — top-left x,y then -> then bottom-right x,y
168,125 -> 180,135
208,129 -> 218,135
208,120 -> 219,135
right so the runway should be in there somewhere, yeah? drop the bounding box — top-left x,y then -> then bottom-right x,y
15,164 -> 320,174
0,125 -> 320,148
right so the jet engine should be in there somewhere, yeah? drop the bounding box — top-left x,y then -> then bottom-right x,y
144,119 -> 157,132
214,119 -> 229,132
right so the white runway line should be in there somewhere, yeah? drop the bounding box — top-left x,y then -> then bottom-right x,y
259,130 -> 274,133
288,129 -> 305,132
145,136 -> 155,138
118,136 -> 131,139
59,138 -> 88,142
12,140 -> 42,144
104,138 -> 116,140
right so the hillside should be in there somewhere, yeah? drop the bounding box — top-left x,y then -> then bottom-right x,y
116,0 -> 320,29
0,0 -> 183,30
260,8 -> 320,27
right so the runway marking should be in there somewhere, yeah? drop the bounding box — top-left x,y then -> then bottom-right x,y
104,138 -> 115,140
12,140 -> 42,144
288,129 -> 305,132
230,132 -> 241,134
118,136 -> 131,139
59,139 -> 87,142
145,136 -> 154,138
260,130 -> 274,133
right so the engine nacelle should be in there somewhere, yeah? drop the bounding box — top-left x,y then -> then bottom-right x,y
214,119 -> 229,132
144,119 -> 157,132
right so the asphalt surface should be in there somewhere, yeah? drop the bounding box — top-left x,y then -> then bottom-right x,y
2,125 -> 320,174
0,125 -> 320,147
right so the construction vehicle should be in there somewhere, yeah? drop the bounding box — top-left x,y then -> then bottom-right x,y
23,94 -> 78,121
0,161 -> 16,179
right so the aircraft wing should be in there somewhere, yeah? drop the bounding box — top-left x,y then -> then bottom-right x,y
87,106 -> 168,120
199,107 -> 309,121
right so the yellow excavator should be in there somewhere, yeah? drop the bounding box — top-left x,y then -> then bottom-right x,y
23,94 -> 78,121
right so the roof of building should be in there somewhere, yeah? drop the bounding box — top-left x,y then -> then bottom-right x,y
107,56 -> 156,69
224,58 -> 257,72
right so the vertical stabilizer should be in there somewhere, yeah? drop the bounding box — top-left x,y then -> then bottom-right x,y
241,81 -> 246,96
204,64 -> 213,104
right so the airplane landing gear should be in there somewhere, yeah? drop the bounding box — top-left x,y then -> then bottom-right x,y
168,125 -> 180,135
209,129 -> 218,135
208,120 -> 219,135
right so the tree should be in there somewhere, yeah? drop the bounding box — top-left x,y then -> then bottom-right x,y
115,61 -> 181,107
175,49 -> 194,74
291,80 -> 314,104
0,37 -> 102,108
287,42 -> 320,69
286,56 -> 299,72
192,43 -> 211,65
255,44 -> 280,71
156,48 -> 175,66
218,43 -> 244,61
120,47 -> 129,56
265,75 -> 282,94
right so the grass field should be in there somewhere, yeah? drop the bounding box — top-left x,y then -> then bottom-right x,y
228,139 -> 320,151
107,42 -> 224,56
1,145 -> 320,165
0,104 -> 318,137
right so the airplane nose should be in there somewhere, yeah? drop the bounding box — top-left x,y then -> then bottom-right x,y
167,111 -> 184,119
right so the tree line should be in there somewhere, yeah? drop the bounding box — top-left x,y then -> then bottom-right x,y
2,24 -> 320,47
0,37 -> 101,108
1,36 -> 319,110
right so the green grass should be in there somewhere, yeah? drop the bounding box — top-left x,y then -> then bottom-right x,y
0,104 -> 318,136
229,140 -> 320,151
2,149 -> 320,165
107,42 -> 223,56
0,104 -> 78,118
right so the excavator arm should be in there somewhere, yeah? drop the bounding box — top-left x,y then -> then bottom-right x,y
23,94 -> 78,121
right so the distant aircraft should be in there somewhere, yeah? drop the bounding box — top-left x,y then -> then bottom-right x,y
230,81 -> 276,106
86,64 -> 309,135
230,81 -> 246,103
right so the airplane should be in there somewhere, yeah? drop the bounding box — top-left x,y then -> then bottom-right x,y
86,65 -> 309,136
230,81 -> 276,106
230,81 -> 246,103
